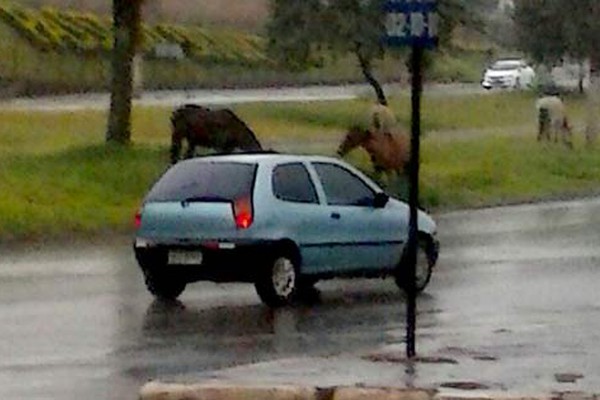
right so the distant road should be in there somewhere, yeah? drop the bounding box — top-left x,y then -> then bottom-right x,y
0,83 -> 483,112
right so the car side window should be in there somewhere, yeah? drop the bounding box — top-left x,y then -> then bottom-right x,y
272,163 -> 319,204
313,162 -> 376,206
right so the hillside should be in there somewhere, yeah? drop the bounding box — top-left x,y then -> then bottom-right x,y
18,0 -> 269,32
0,1 -> 489,97
0,1 -> 281,96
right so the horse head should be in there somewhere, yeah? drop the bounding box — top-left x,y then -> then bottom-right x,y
337,126 -> 372,157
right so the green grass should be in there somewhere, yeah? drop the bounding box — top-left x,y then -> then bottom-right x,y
421,132 -> 600,209
1,91 -> 598,242
0,145 -> 166,240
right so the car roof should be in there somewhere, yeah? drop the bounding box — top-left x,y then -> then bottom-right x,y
180,152 -> 344,165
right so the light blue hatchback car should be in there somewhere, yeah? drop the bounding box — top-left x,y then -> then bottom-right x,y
133,152 -> 439,307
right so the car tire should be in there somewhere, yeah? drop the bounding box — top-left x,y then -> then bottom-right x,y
142,265 -> 187,300
255,251 -> 299,307
395,235 -> 437,294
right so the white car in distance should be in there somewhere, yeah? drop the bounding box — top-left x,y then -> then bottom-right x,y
481,59 -> 536,90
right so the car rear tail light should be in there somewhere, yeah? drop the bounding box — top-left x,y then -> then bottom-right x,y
232,196 -> 253,229
134,209 -> 142,229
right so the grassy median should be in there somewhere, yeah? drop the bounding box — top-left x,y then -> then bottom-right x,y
1,91 -> 599,242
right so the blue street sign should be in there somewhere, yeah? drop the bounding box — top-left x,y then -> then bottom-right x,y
383,0 -> 438,48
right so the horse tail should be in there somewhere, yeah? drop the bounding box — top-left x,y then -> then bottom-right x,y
170,106 -> 188,164
221,109 -> 263,151
170,104 -> 212,163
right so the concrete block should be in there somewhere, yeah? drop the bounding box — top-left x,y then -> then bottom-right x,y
139,381 -> 318,400
333,387 -> 435,400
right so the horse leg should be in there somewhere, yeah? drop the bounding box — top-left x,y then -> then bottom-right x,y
170,134 -> 182,164
185,140 -> 196,159
561,118 -> 574,149
537,108 -> 550,142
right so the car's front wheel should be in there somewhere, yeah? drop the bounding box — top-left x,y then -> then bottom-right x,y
395,235 -> 437,294
255,251 -> 299,307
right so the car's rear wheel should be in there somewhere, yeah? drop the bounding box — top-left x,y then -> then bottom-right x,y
142,265 -> 187,300
395,235 -> 437,294
255,251 -> 299,307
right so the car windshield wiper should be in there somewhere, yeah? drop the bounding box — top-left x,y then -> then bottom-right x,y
181,195 -> 230,205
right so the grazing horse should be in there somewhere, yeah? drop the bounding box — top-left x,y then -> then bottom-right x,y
536,95 -> 573,148
337,125 -> 410,181
170,104 -> 263,163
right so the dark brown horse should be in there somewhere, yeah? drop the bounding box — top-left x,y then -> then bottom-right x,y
337,125 -> 410,179
170,104 -> 263,163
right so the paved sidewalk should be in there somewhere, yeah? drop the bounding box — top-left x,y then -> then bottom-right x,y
139,343 -> 599,400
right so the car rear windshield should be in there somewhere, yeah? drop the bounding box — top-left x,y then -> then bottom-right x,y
145,161 -> 257,202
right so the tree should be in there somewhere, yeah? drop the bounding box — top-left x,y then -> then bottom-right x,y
513,0 -> 600,144
106,0 -> 144,145
266,0 -> 487,106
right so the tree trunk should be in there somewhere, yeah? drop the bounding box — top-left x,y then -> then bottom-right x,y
355,44 -> 388,106
106,0 -> 143,145
585,55 -> 599,146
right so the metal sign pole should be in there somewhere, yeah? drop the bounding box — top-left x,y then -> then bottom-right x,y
383,0 -> 437,359
406,43 -> 423,358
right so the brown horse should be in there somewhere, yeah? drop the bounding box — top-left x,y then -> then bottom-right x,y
337,125 -> 410,180
170,104 -> 263,163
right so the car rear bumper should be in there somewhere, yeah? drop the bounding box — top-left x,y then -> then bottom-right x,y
482,79 -> 513,89
133,239 -> 274,283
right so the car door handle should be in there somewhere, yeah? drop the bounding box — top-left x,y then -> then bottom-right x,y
330,212 -> 341,220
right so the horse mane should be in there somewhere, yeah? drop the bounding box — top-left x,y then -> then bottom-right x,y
213,108 -> 263,150
218,108 -> 255,134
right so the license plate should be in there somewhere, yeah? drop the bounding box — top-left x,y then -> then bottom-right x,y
168,249 -> 203,265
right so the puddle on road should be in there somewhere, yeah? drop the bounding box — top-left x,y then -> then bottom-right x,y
554,373 -> 584,383
362,352 -> 458,365
440,381 -> 491,390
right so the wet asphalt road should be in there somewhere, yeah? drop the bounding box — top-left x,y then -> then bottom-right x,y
1,197 -> 600,400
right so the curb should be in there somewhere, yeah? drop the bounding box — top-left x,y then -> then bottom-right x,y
142,382 -> 595,400
140,382 -> 600,400
139,382 -> 435,400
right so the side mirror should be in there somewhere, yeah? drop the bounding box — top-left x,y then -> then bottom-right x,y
373,192 -> 389,208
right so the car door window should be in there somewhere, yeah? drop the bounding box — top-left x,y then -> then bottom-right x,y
272,163 -> 319,204
313,162 -> 375,206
